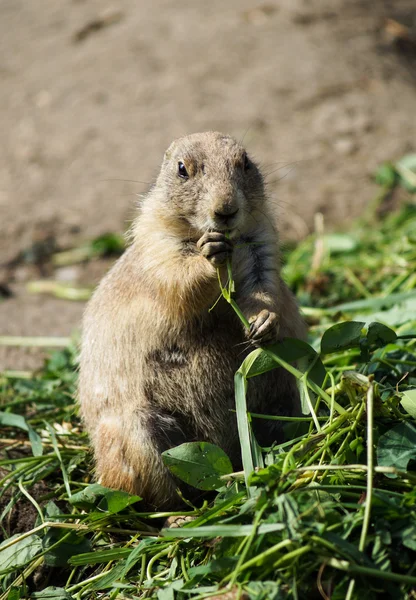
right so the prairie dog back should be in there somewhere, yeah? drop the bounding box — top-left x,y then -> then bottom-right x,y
79,132 -> 306,509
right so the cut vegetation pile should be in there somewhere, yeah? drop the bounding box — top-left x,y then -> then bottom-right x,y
1,160 -> 416,599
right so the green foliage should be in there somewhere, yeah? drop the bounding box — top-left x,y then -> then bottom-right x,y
162,443 -> 233,491
69,483 -> 141,512
1,191 -> 416,598
377,423 -> 416,477
0,535 -> 42,572
52,232 -> 125,267
90,232 -> 125,256
401,389 -> 416,418
282,202 -> 416,316
31,589 -> 74,600
321,321 -> 365,354
375,154 -> 416,192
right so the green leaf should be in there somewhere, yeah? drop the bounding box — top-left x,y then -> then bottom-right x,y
43,529 -> 91,567
396,154 -> 416,192
377,422 -> 416,478
162,523 -> 285,538
44,500 -> 61,518
85,560 -> 127,591
245,581 -> 285,600
321,321 -> 365,354
235,368 -> 255,492
91,232 -> 125,255
366,322 -> 397,347
158,587 -> 175,600
0,534 -> 42,572
28,427 -> 43,457
69,483 -> 119,509
0,412 -> 29,431
158,581 -> 185,600
7,588 -> 21,600
30,588 -> 75,600
297,353 -> 327,389
69,548 -> 132,566
70,483 -> 141,520
246,339 -> 326,387
356,297 -> 416,327
401,390 -> 416,419
246,339 -> 310,377
97,490 -> 142,513
323,233 -> 358,254
374,162 -> 397,188
326,291 -> 416,314
0,411 -> 43,457
188,558 -> 237,577
323,532 -> 369,564
276,494 -> 301,540
400,524 -> 416,551
162,442 -> 233,490
121,539 -> 155,578
237,348 -> 263,377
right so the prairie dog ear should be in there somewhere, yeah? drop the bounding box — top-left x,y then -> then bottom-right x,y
164,139 -> 177,162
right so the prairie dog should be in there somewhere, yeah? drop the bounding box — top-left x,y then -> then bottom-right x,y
79,132 -> 306,509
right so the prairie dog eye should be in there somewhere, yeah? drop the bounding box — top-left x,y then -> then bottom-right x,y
178,162 -> 189,179
243,153 -> 250,171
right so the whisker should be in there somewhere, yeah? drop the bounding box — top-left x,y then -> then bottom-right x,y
241,207 -> 262,228
251,193 -> 294,210
239,126 -> 252,147
99,178 -> 152,186
244,205 -> 276,231
260,159 -> 305,171
262,163 -> 299,179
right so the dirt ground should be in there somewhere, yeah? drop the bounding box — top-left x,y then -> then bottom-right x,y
1,0 -> 416,370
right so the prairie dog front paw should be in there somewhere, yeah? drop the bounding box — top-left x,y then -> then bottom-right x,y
196,232 -> 233,267
248,310 -> 279,346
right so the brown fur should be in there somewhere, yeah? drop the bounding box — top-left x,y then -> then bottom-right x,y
79,132 -> 306,509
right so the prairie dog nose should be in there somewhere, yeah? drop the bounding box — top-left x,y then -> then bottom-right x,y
214,207 -> 239,223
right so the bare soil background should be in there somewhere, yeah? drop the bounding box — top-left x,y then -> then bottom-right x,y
1,0 -> 416,369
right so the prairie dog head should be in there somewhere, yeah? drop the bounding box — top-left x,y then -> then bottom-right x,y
152,132 -> 265,237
